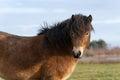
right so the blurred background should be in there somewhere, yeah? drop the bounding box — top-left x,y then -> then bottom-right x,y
0,0 -> 120,80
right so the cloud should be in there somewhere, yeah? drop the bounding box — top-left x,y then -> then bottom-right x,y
0,24 -> 40,36
0,7 -> 47,13
0,7 -> 69,14
93,19 -> 120,25
0,0 -> 65,3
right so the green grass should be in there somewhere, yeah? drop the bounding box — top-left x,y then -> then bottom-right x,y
68,63 -> 120,80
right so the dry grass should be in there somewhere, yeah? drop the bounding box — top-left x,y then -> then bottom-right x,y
80,47 -> 120,64
85,47 -> 120,56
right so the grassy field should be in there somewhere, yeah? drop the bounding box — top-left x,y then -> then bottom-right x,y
0,63 -> 120,80
68,63 -> 120,80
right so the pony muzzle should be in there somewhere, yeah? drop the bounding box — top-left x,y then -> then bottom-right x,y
72,47 -> 84,58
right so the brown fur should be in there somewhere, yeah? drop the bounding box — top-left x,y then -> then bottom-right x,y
0,14 -> 93,80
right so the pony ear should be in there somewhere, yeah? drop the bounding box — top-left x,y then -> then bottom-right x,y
71,14 -> 75,21
87,15 -> 92,22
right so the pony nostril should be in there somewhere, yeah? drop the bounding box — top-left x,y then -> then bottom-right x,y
78,51 -> 81,56
72,51 -> 82,58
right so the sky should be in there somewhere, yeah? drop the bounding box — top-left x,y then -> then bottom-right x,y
0,0 -> 120,47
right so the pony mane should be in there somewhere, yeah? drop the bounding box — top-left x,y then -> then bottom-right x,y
37,14 -> 94,48
38,22 -> 71,48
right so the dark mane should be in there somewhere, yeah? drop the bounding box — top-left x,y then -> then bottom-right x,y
38,22 -> 71,48
37,14 -> 94,48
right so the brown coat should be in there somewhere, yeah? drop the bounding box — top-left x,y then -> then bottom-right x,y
0,32 -> 78,80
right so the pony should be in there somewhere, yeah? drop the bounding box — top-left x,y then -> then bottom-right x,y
0,14 -> 94,80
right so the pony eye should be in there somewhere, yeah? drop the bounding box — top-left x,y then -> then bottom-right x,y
85,32 -> 89,36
